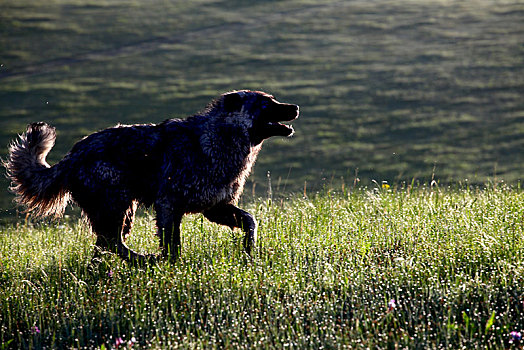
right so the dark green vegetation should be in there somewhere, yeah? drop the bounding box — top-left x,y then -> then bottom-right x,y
0,0 -> 523,220
1,1 -> 523,348
0,186 -> 523,348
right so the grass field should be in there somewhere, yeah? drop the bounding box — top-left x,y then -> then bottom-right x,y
0,185 -> 522,348
1,1 -> 523,347
1,0 -> 523,220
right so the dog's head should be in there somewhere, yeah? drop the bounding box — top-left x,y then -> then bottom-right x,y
217,90 -> 299,145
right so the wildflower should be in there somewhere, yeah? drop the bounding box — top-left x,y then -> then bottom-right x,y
510,331 -> 522,343
30,325 -> 40,335
115,337 -> 124,348
382,182 -> 390,189
387,299 -> 396,312
128,336 -> 137,347
108,270 -> 114,278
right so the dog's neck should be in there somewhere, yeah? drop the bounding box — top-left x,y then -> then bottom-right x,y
198,116 -> 262,201
199,117 -> 261,169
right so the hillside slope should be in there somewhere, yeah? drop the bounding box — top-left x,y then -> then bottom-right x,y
0,0 -> 522,216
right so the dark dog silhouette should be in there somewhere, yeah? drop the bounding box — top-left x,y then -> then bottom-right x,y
4,90 -> 299,262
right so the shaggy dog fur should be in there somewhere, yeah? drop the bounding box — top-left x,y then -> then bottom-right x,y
4,90 -> 299,262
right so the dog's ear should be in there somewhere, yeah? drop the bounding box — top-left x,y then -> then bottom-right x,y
222,92 -> 243,112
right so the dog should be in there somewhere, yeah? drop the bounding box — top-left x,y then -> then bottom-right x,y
4,90 -> 299,262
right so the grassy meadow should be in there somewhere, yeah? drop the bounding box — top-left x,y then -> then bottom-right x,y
1,0 -> 523,348
0,185 -> 523,348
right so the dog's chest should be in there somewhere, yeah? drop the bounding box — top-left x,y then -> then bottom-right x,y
182,182 -> 233,212
185,149 -> 259,210
213,186 -> 233,204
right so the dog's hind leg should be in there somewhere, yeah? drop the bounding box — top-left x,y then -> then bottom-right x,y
154,203 -> 183,261
119,202 -> 158,264
121,201 -> 138,244
203,203 -> 257,255
86,207 -> 150,263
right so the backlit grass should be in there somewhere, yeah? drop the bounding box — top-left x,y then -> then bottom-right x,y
0,184 -> 522,348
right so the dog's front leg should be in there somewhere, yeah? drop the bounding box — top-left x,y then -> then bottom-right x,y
155,205 -> 183,260
203,203 -> 257,255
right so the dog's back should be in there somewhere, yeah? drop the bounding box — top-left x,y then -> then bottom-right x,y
64,124 -> 164,207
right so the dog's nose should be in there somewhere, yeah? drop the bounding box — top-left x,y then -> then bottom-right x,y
294,105 -> 300,116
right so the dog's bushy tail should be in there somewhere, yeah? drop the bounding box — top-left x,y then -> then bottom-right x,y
3,122 -> 70,217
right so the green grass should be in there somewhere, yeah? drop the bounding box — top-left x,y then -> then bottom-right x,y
1,0 -> 523,219
1,185 -> 523,348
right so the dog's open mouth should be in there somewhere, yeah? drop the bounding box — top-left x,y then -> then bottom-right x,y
267,104 -> 299,137
250,102 -> 299,143
266,121 -> 295,137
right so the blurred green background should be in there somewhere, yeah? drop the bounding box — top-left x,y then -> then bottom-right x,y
1,0 -> 523,220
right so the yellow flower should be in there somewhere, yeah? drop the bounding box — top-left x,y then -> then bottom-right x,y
382,183 -> 390,189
